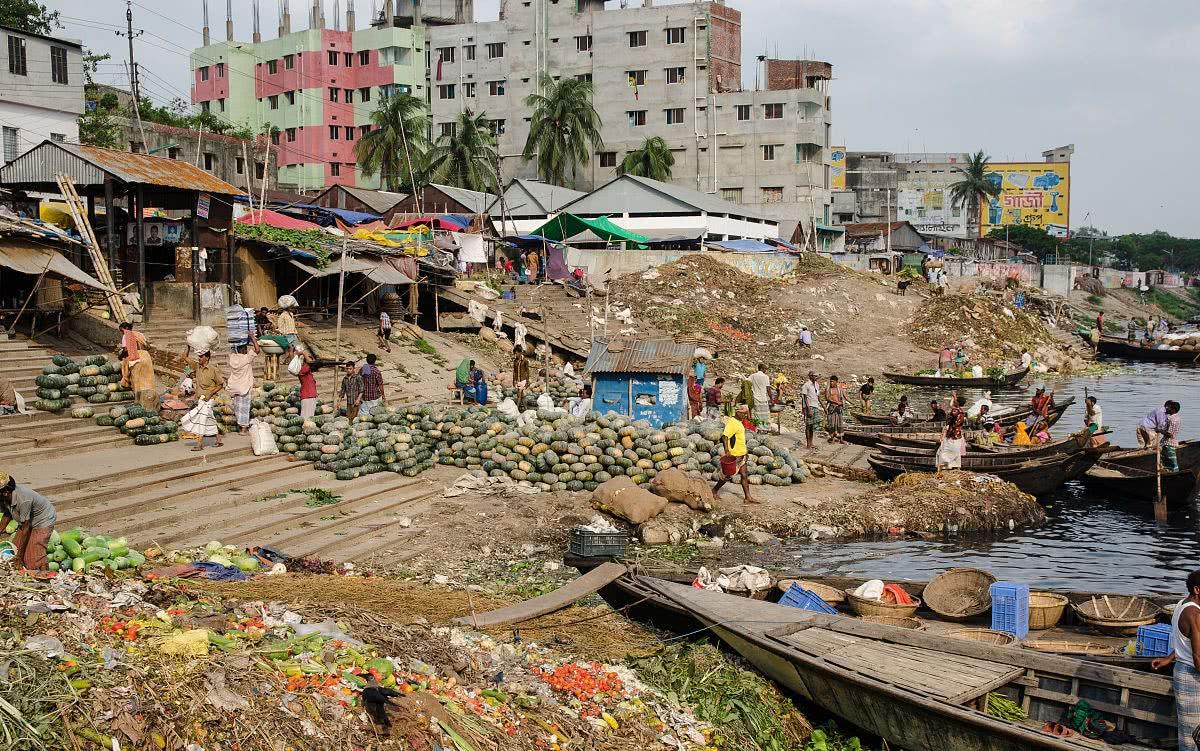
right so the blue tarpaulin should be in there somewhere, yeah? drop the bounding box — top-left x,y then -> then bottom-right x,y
708,239 -> 779,253
769,238 -> 800,251
280,204 -> 381,226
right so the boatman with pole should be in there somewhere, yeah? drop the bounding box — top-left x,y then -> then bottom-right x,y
1152,570 -> 1200,751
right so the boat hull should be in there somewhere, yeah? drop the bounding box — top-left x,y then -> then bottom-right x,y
1096,336 -> 1200,362
882,368 -> 1030,388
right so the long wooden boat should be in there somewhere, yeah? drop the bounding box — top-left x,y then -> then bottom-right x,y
646,578 -> 1174,751
1101,441 -> 1200,473
1095,335 -> 1200,363
844,422 -> 945,446
1083,461 -> 1199,504
851,398 -> 1073,433
882,367 -> 1030,388
879,431 -> 1094,458
867,452 -> 1099,496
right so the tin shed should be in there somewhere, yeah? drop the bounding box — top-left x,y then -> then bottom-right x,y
584,339 -> 695,428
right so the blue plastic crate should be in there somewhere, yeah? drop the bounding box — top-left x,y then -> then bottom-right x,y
1137,624 -> 1172,657
990,581 -> 1030,639
779,584 -> 838,615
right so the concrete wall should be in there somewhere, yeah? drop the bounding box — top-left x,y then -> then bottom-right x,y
1040,264 -> 1077,297
115,117 -> 276,196
0,29 -> 83,161
149,282 -> 230,325
568,247 -> 798,281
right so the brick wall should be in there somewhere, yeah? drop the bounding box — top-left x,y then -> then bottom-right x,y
708,3 -> 741,92
765,59 -> 832,91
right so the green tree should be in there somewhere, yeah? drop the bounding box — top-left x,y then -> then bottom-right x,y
617,136 -> 675,181
355,93 -> 429,192
986,224 -> 1061,261
0,0 -> 60,34
77,107 -> 120,148
522,74 -> 603,187
949,150 -> 1001,238
427,109 -> 499,194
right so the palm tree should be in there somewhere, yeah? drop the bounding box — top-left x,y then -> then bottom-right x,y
949,150 -> 1001,238
522,74 -> 603,186
617,136 -> 674,181
355,93 -> 429,192
427,109 -> 500,194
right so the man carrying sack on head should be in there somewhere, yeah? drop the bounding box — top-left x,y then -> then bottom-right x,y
0,472 -> 56,571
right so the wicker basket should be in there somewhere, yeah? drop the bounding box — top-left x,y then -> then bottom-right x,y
1022,640 -> 1116,656
922,568 -> 996,621
1073,596 -> 1163,635
777,580 -> 845,605
844,589 -> 921,618
1028,592 -> 1069,630
946,628 -> 1016,646
860,615 -> 925,630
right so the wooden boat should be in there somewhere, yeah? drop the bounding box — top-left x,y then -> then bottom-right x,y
1102,441 -> 1200,473
844,422 -> 945,446
879,431 -> 1094,459
867,452 -> 1099,496
882,367 -> 1030,388
1095,335 -> 1200,363
1082,460 -> 1199,504
851,398 -> 1073,435
646,578 -> 1175,751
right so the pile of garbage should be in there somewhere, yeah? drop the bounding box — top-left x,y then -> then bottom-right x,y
910,294 -> 1057,365
0,569 -> 721,751
275,398 -> 810,491
33,354 -> 130,412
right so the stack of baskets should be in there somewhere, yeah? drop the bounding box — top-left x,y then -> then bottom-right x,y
922,568 -> 996,621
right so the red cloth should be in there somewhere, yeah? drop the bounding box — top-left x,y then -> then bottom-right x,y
235,209 -> 321,231
298,363 -> 317,399
881,583 -> 916,605
12,525 -> 51,570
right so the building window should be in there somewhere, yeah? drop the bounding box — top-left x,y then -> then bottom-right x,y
285,90 -> 295,105
255,162 -> 265,179
358,50 -> 369,66
360,124 -> 371,136
236,156 -> 245,174
6,36 -> 26,76
331,163 -> 340,176
328,87 -> 339,102
438,84 -> 456,99
720,187 -> 743,204
203,152 -> 215,171
328,51 -> 338,65
437,46 -> 456,63
216,62 -> 224,77
762,144 -> 778,160
439,121 -> 456,138
284,54 -> 294,69
168,146 -> 182,158
665,107 -> 684,125
627,110 -> 646,127
575,73 -> 592,82
665,66 -> 685,84
358,86 -> 371,102
764,103 -> 784,119
50,46 -> 68,84
576,35 -> 592,52
269,131 -> 279,145
380,46 -> 412,66
736,104 -> 750,121
488,80 -> 505,96
762,186 -> 784,203
344,88 -> 353,103
796,143 -> 820,163
50,132 -> 65,142
129,141 -> 144,153
286,127 -> 296,142
268,95 -> 279,109
1,127 -> 16,162
628,30 -> 646,48
626,69 -> 646,86
464,81 -> 476,97
598,151 -> 617,168
267,59 -> 277,74
345,126 -> 354,140
200,101 -> 210,113
329,125 -> 339,140
486,42 -> 505,59
489,119 -> 506,136
218,98 -> 225,112
665,27 -> 686,44
344,52 -> 353,67
198,65 -> 209,81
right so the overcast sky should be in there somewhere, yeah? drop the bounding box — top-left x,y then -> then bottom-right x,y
48,0 -> 1200,237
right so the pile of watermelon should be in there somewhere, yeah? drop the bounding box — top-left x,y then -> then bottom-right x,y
45,527 -> 146,572
94,404 -> 180,445
35,354 -> 132,412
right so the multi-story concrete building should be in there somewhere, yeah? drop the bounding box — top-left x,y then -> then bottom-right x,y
0,24 -> 84,164
428,0 -> 833,238
841,145 -> 1074,239
191,1 -> 471,191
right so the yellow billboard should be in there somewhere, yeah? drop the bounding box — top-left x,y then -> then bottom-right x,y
830,146 -> 846,191
979,162 -> 1070,238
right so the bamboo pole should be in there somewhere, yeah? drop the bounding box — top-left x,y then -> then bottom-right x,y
331,236 -> 348,405
1155,441 -> 1167,522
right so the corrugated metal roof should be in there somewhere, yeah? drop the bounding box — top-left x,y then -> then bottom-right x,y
0,140 -> 240,194
430,183 -> 496,214
490,179 -> 586,217
337,185 -> 408,213
585,338 -> 694,375
558,174 -> 772,223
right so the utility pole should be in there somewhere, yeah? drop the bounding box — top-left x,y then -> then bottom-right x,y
119,1 -> 143,104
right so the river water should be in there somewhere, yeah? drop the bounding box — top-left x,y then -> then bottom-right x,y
775,360 -> 1200,595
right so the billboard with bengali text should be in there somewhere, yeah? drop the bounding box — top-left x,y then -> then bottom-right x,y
979,162 -> 1070,238
896,188 -> 968,237
830,146 -> 846,191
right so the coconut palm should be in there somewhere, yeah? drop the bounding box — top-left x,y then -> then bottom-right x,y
617,136 -> 674,181
522,74 -> 603,187
949,150 -> 1001,238
355,93 -> 429,192
427,109 -> 500,194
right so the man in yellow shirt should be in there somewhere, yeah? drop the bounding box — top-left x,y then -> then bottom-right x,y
712,404 -> 757,504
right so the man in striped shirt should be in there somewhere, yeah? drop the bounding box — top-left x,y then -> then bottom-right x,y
359,353 -> 386,415
378,311 -> 392,352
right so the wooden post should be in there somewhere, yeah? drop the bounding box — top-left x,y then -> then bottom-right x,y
332,236 -> 348,405
433,280 -> 441,332
191,246 -> 201,322
136,186 -> 147,323
103,177 -> 116,274
1154,444 -> 1167,522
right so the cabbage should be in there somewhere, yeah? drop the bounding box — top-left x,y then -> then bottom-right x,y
204,541 -> 223,553
208,554 -> 233,567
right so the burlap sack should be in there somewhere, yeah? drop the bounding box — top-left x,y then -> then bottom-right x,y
650,468 -> 715,511
592,477 -> 667,524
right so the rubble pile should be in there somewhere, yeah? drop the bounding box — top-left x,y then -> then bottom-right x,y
909,294 -> 1062,366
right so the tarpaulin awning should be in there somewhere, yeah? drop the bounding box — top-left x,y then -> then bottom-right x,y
769,238 -> 800,251
282,204 -> 382,225
708,239 -> 778,253
815,224 -> 847,233
236,209 -> 322,231
0,239 -> 113,291
531,214 -> 650,247
390,215 -> 471,231
290,256 -> 413,285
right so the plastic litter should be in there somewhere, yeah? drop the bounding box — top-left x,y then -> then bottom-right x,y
23,635 -> 65,657
157,629 -> 210,656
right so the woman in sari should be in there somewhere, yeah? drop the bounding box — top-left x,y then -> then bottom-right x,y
117,322 -> 147,388
179,350 -> 224,451
1012,421 -> 1033,446
125,348 -> 158,412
